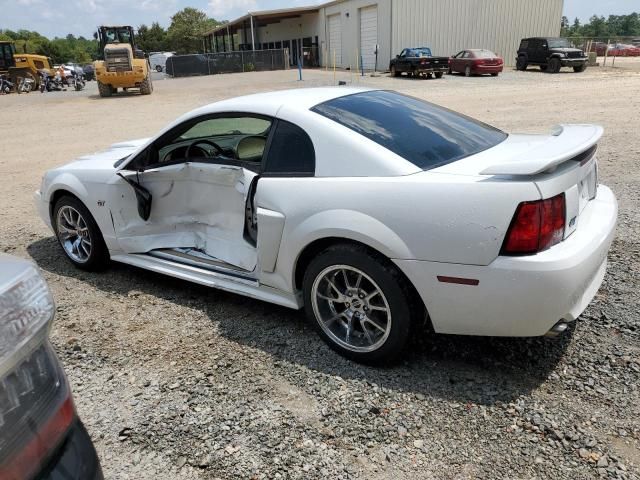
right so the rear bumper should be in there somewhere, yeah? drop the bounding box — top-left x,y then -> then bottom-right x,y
40,419 -> 103,479
395,185 -> 617,337
472,65 -> 504,74
414,65 -> 448,73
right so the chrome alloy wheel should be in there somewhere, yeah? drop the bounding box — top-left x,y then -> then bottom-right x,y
311,265 -> 392,352
56,206 -> 92,263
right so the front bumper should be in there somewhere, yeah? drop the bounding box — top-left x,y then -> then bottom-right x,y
39,419 -> 103,479
395,185 -> 617,337
34,190 -> 53,231
560,58 -> 588,66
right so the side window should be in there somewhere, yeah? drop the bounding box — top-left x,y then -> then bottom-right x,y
520,40 -> 528,50
34,60 -> 45,69
399,49 -> 407,58
462,51 -> 471,58
132,115 -> 272,170
263,120 -> 315,176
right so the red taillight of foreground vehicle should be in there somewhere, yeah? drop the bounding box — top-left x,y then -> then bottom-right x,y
502,193 -> 566,255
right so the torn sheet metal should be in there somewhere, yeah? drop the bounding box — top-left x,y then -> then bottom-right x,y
110,163 -> 257,271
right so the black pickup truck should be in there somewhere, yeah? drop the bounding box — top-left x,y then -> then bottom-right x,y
389,47 -> 449,78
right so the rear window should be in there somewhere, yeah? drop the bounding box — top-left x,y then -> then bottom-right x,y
311,91 -> 507,170
474,50 -> 497,58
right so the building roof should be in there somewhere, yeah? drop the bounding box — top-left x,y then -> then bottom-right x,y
203,1 -> 345,36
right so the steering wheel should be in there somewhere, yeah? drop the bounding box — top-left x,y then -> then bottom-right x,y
185,139 -> 224,159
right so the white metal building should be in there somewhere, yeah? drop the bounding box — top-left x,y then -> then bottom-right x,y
204,0 -> 563,68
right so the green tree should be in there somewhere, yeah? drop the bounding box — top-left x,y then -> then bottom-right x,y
137,22 -> 168,53
167,7 -> 221,54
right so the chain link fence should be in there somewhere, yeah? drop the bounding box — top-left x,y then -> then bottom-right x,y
166,49 -> 290,78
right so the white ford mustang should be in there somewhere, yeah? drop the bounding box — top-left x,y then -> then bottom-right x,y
34,87 -> 617,362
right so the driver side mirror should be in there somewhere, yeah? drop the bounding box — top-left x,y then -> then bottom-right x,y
396,55 -> 400,59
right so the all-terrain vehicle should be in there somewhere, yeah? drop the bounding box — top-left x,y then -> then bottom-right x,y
516,37 -> 588,73
94,25 -> 152,97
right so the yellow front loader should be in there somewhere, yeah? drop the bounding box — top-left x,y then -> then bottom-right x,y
94,26 -> 152,97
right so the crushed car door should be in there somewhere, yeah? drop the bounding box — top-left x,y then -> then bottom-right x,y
107,114 -> 272,272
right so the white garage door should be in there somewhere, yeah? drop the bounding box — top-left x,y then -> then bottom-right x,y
328,14 -> 342,67
360,5 -> 378,70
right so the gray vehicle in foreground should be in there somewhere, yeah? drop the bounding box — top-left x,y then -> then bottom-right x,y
0,254 -> 102,479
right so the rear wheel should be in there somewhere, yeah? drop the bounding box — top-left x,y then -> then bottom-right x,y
155,65 -> 163,72
139,74 -> 153,95
490,72 -> 499,76
573,63 -> 587,73
548,57 -> 561,73
97,81 -> 112,97
53,196 -> 110,271
303,244 -> 417,364
516,56 -> 528,71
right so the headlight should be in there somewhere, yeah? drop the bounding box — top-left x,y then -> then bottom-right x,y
0,257 -> 74,480
0,263 -> 55,373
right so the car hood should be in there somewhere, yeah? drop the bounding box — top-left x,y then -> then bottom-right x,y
550,47 -> 583,54
57,137 -> 150,171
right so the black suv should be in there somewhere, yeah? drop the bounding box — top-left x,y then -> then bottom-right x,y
516,37 -> 588,73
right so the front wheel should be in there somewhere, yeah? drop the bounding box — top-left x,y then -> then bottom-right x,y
390,65 -> 400,77
573,63 -> 587,72
155,65 -> 163,72
53,196 -> 110,271
97,81 -> 112,97
303,244 -> 417,364
548,57 -> 561,73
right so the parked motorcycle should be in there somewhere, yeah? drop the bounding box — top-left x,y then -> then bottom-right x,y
17,76 -> 35,94
0,75 -> 14,94
38,69 -> 65,92
68,70 -> 86,91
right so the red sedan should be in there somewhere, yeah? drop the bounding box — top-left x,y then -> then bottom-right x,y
449,49 -> 504,76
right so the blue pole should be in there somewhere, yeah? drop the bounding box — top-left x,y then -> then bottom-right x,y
298,57 -> 303,81
360,55 -> 364,76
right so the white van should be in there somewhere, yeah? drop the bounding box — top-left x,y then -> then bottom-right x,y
149,52 -> 174,73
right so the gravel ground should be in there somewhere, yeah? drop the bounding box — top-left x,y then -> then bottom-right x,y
0,65 -> 639,479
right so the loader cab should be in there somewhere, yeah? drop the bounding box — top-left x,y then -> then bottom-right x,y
0,42 -> 16,72
97,26 -> 145,59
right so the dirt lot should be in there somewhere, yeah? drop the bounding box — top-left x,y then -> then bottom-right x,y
1,65 -> 639,479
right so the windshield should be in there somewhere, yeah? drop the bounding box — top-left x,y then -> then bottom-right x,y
312,91 -> 507,170
548,38 -> 572,48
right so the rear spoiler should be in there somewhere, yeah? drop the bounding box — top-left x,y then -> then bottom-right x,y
480,124 -> 603,176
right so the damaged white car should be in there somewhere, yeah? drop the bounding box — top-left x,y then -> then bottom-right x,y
34,88 -> 617,362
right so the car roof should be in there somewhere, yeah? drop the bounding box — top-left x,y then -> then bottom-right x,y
183,87 -> 377,119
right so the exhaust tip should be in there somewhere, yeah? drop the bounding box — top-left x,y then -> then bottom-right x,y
545,320 -> 569,337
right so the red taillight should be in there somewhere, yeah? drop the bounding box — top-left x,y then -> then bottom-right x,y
502,194 -> 566,255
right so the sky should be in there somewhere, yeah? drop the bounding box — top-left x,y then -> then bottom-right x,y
0,0 -> 638,39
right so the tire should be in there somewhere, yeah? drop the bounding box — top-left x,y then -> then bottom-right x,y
53,196 -> 110,271
139,74 -> 153,95
97,81 -> 112,97
490,72 -> 499,76
539,65 -> 548,72
447,66 -> 452,74
573,63 -> 587,73
435,71 -> 443,79
302,244 -> 418,364
548,57 -> 561,73
155,65 -> 162,72
390,65 -> 400,77
516,56 -> 528,71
